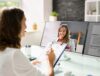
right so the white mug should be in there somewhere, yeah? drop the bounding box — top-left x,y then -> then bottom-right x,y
64,71 -> 72,76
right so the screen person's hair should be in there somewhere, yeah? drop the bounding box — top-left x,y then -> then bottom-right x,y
58,24 -> 69,43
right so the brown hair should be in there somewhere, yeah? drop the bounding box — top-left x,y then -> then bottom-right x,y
58,24 -> 69,43
0,8 -> 24,51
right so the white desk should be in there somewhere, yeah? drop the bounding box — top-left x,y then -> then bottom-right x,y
21,45 -> 51,74
21,45 -> 100,76
54,51 -> 100,76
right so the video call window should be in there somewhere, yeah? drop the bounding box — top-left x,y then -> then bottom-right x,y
41,21 -> 100,57
41,21 -> 88,53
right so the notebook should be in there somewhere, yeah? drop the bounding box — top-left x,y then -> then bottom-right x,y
49,42 -> 67,67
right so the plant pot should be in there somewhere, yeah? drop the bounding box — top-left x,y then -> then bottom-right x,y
32,23 -> 38,30
49,16 -> 57,21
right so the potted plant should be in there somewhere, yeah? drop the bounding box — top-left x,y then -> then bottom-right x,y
49,11 -> 58,21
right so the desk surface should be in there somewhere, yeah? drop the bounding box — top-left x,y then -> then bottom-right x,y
21,45 -> 100,76
54,51 -> 100,76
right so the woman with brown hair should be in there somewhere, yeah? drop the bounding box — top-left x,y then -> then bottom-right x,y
46,24 -> 75,54
57,24 -> 75,52
0,8 -> 54,76
57,24 -> 69,45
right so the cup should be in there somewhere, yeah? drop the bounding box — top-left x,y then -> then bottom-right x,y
25,45 -> 31,58
64,71 -> 72,76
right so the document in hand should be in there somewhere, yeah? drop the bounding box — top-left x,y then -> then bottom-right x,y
51,43 -> 67,67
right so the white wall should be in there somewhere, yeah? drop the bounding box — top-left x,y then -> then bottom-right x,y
21,31 -> 43,46
22,0 -> 52,31
22,0 -> 44,31
21,0 -> 52,46
21,21 -> 45,46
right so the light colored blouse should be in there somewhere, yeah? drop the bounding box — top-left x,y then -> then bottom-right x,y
45,38 -> 76,52
0,48 -> 48,76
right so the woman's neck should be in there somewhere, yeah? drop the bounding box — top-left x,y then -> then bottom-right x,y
57,39 -> 64,45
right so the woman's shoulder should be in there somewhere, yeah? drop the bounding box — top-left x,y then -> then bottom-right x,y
1,47 -> 19,55
5,47 -> 20,54
3,47 -> 23,60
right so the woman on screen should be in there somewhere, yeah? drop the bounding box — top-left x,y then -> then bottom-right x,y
57,24 -> 69,45
57,24 -> 76,52
46,24 -> 75,52
0,8 -> 55,76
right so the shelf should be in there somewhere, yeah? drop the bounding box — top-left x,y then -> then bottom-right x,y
86,0 -> 97,2
98,17 -> 100,21
86,2 -> 96,15
86,15 -> 97,16
85,0 -> 100,22
98,1 -> 100,15
85,16 -> 96,21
